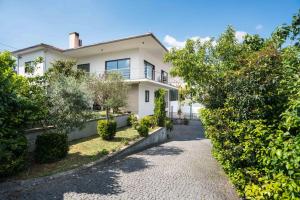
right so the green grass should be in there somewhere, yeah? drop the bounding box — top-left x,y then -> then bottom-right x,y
13,126 -> 140,180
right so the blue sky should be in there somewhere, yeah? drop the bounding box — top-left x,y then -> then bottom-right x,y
0,0 -> 299,51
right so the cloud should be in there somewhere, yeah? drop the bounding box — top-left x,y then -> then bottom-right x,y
164,31 -> 247,49
164,35 -> 213,49
255,24 -> 263,30
235,31 -> 247,43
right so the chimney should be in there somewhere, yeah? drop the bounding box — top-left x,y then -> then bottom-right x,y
69,32 -> 82,48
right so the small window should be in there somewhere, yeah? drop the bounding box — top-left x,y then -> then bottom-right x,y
25,61 -> 34,74
144,61 -> 155,80
161,70 -> 168,83
170,89 -> 179,101
77,63 -> 90,73
145,90 -> 150,102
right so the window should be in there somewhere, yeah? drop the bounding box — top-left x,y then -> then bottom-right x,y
170,89 -> 179,101
77,63 -> 90,73
105,58 -> 130,79
144,61 -> 155,80
145,90 -> 150,102
161,70 -> 168,83
25,61 -> 34,74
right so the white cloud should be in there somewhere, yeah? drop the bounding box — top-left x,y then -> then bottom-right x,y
235,31 -> 247,43
255,24 -> 263,30
164,35 -> 213,49
164,31 -> 247,49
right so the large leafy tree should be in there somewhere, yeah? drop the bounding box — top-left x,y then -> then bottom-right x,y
165,10 -> 300,199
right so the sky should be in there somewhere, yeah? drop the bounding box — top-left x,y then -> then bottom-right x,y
0,0 -> 299,51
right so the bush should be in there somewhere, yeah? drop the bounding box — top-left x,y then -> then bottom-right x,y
140,116 -> 156,128
165,118 -> 173,131
97,120 -> 117,140
154,89 -> 166,126
127,114 -> 138,127
35,133 -> 69,163
137,124 -> 149,137
0,133 -> 28,177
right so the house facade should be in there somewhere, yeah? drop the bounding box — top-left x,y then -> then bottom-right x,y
12,33 -> 178,118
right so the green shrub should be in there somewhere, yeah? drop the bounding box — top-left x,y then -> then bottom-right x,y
97,120 -> 117,140
127,114 -> 138,127
137,124 -> 149,137
99,149 -> 109,155
165,118 -> 173,131
154,89 -> 166,127
35,133 -> 69,163
140,116 -> 156,128
0,133 -> 28,177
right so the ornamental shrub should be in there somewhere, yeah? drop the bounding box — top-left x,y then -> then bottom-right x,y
137,124 -> 149,137
127,114 -> 138,127
140,116 -> 156,128
35,133 -> 69,163
154,89 -> 166,127
165,118 -> 173,131
97,120 -> 117,140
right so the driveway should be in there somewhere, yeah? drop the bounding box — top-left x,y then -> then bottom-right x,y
0,120 -> 239,200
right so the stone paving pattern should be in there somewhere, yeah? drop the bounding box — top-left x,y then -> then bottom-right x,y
0,121 -> 239,200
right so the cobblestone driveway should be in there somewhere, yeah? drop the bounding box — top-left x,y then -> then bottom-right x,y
0,120 -> 239,200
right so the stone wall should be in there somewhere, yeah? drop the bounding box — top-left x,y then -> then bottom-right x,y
25,114 -> 129,152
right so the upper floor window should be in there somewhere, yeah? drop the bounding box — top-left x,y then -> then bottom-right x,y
77,63 -> 90,73
144,61 -> 155,80
105,58 -> 130,79
161,70 -> 168,83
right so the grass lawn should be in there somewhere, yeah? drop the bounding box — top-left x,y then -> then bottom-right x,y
13,126 -> 141,180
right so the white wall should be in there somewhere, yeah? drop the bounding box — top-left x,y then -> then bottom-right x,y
17,50 -> 45,77
137,82 -> 169,118
45,50 -> 70,71
77,48 -> 140,78
139,48 -> 171,81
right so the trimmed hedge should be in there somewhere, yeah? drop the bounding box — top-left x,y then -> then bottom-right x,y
35,133 -> 69,163
0,132 -> 28,177
97,120 -> 117,140
140,115 -> 156,128
137,124 -> 149,137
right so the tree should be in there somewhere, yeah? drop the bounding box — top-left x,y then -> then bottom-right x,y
89,72 -> 128,120
164,10 -> 300,199
154,89 -> 166,126
44,60 -> 93,134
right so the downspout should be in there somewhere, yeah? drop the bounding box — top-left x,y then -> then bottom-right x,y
43,50 -> 47,74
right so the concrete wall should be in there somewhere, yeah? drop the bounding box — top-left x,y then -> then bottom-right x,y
25,115 -> 129,152
17,50 -> 45,76
112,127 -> 167,160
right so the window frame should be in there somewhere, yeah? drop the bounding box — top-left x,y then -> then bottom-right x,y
105,58 -> 131,79
161,70 -> 168,83
24,61 -> 34,74
77,63 -> 90,73
144,60 -> 155,80
145,90 -> 150,102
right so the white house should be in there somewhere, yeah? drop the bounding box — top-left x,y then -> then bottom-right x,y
12,32 -> 179,118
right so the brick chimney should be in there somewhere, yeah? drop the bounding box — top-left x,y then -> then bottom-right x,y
69,32 -> 82,48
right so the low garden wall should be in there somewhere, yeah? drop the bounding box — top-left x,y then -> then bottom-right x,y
25,114 -> 129,152
111,127 -> 167,160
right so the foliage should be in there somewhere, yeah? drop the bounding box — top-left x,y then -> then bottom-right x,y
44,61 -> 93,135
137,124 -> 149,137
140,116 -> 156,128
167,10 -> 300,199
89,72 -> 128,120
35,132 -> 69,163
0,51 -> 30,176
154,89 -> 167,126
97,120 -> 117,140
127,114 -> 138,127
165,118 -> 173,131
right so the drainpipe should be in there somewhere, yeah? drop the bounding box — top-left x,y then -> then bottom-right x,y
43,50 -> 47,74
